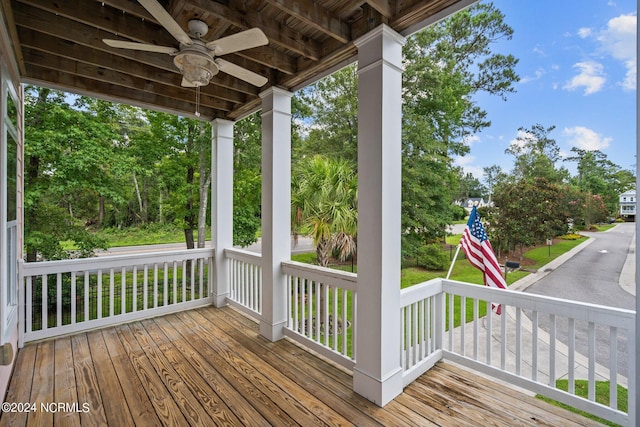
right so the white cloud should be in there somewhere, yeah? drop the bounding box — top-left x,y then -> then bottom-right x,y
563,61 -> 606,95
597,13 -> 637,90
563,126 -> 612,151
577,27 -> 592,38
462,134 -> 480,146
521,67 -> 546,84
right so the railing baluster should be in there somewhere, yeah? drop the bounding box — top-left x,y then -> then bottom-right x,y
515,307 -> 521,375
568,317 -> 575,394
549,314 -> 556,387
132,265 -> 138,313
70,272 -> 77,325
143,264 -> 149,310
588,321 -> 596,401
181,260 -> 187,303
153,264 -> 158,308
486,304 -> 492,366
500,306 -> 506,371
41,274 -> 47,331
82,271 -> 91,322
109,268 -> 114,317
26,276 -> 32,333
172,261 -> 178,305
56,273 -> 62,327
609,326 -> 618,410
460,296 -> 466,356
97,270 -> 102,320
473,298 -> 478,360
121,267 -> 126,315
532,310 -> 538,381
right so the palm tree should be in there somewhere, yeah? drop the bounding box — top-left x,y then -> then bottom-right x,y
292,155 -> 357,267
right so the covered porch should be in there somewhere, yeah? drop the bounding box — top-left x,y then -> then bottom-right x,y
0,0 -> 637,426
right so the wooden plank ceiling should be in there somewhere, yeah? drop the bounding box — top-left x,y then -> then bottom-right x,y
1,0 -> 467,120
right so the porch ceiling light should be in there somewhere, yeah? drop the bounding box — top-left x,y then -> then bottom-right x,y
173,46 -> 218,87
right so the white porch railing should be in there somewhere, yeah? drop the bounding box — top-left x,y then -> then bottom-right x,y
19,248 -> 214,345
400,278 -> 636,427
282,261 -> 357,370
225,248 -> 262,316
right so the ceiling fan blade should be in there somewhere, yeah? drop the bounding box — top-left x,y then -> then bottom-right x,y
103,39 -> 178,54
206,28 -> 268,56
138,0 -> 192,45
216,59 -> 268,87
181,77 -> 198,87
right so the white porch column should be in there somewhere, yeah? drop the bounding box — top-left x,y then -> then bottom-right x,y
260,87 -> 292,341
353,24 -> 406,406
211,118 -> 234,307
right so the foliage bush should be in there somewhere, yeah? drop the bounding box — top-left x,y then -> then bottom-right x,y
451,205 -> 468,221
558,233 -> 583,240
416,244 -> 449,270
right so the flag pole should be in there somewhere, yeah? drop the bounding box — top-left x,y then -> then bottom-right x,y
446,244 -> 461,280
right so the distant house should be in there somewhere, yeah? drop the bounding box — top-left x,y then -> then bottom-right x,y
619,189 -> 636,221
457,197 -> 492,212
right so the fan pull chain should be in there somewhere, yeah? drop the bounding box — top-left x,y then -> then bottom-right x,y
195,86 -> 201,117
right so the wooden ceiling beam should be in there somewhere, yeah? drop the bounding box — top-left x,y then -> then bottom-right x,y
24,66 -> 221,120
263,0 -> 350,43
22,48 -> 235,112
13,6 -> 262,95
183,0 -> 322,60
365,0 -> 393,18
17,29 -> 248,104
15,0 -> 176,46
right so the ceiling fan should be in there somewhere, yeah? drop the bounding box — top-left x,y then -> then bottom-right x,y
103,0 -> 269,89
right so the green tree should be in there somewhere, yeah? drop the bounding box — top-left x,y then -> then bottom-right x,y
295,67 -> 358,164
400,2 -> 519,257
24,87 -> 118,260
505,124 -> 569,184
233,112 -> 262,247
453,168 -> 488,200
292,156 -> 357,267
292,3 -> 518,260
147,111 -> 211,249
489,177 -> 569,258
565,148 -> 635,216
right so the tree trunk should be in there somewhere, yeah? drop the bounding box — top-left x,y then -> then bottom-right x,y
132,172 -> 144,223
316,238 -> 331,267
184,165 -> 196,249
98,196 -> 105,224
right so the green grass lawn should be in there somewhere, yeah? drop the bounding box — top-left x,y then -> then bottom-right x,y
537,380 -> 627,427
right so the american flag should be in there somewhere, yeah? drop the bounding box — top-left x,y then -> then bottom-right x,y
459,206 -> 506,314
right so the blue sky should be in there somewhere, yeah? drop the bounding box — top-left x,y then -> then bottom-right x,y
454,0 -> 637,181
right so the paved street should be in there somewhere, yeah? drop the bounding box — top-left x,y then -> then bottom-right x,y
515,222 -> 636,378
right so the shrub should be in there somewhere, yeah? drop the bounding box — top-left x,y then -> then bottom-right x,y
558,233 -> 582,240
417,244 -> 449,270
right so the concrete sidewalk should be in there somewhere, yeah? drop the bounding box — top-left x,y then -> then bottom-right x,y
450,235 -> 629,392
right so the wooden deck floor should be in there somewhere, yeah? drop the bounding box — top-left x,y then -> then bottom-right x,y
1,306 -> 602,426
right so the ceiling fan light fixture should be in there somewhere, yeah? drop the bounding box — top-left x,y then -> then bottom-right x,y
174,49 -> 218,86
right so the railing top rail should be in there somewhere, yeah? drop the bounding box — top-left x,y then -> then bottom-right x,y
21,247 -> 215,275
224,248 -> 262,263
442,279 -> 635,329
281,260 -> 357,291
400,278 -> 442,306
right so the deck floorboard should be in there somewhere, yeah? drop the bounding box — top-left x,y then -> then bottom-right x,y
0,306 -> 603,426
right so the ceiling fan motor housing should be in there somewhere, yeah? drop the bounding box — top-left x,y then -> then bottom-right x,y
174,43 -> 218,86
